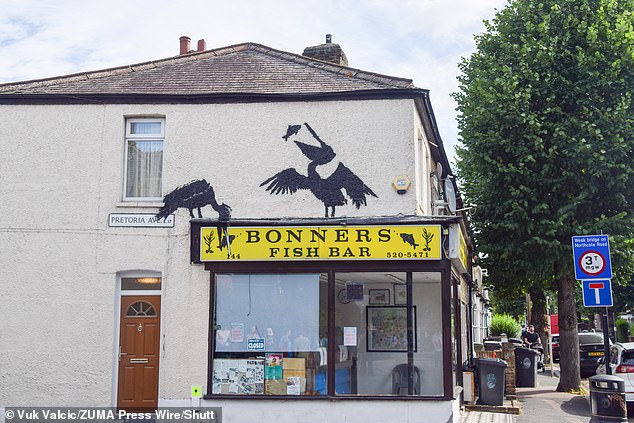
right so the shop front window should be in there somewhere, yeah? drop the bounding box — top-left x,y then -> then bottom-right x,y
334,271 -> 443,396
212,273 -> 328,396
210,270 -> 443,398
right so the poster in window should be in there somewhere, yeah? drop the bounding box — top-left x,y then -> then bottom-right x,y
343,326 -> 357,346
286,376 -> 302,395
393,284 -> 407,305
212,358 -> 264,395
366,306 -> 417,352
346,282 -> 364,300
369,289 -> 390,305
265,353 -> 283,379
231,323 -> 244,343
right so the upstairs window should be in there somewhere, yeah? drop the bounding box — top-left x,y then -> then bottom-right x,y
415,133 -> 431,215
124,118 -> 164,200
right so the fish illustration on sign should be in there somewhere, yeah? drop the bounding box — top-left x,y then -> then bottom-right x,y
399,233 -> 420,250
260,123 -> 377,217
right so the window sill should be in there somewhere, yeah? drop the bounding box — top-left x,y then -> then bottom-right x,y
117,201 -> 164,208
202,394 -> 445,401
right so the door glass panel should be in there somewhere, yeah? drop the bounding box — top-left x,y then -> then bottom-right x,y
126,301 -> 157,317
122,277 -> 162,291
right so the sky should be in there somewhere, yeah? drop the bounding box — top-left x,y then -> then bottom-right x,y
0,0 -> 509,166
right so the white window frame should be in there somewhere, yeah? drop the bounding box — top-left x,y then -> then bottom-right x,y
414,130 -> 432,215
123,118 -> 165,201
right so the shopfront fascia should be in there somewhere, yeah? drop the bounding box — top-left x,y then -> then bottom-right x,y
448,222 -> 474,389
190,217 -> 465,401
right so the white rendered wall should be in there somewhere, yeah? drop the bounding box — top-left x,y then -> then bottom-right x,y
0,98 -> 440,417
161,398 -> 458,423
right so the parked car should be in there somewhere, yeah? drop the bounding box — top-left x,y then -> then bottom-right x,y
551,334 -> 559,362
579,332 -> 609,377
596,342 -> 634,405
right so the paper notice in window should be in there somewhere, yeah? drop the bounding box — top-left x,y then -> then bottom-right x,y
286,376 -> 301,395
343,327 -> 357,346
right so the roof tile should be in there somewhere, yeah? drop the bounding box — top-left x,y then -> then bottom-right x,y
0,42 -> 416,95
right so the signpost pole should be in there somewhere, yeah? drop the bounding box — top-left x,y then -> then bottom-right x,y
573,234 -> 614,376
602,307 -> 612,375
546,296 -> 554,378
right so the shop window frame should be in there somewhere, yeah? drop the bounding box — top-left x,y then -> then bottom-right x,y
204,259 -> 453,401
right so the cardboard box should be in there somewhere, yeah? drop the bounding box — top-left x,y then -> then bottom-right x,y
282,357 -> 306,378
265,379 -> 287,395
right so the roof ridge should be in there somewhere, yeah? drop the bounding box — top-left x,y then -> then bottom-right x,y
244,43 -> 415,89
0,42 -> 251,91
0,42 -> 415,92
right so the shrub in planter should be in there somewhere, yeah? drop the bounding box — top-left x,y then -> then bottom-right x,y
616,318 -> 630,343
489,314 -> 521,339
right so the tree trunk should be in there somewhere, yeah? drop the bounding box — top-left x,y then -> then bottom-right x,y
529,287 -> 548,358
556,272 -> 580,391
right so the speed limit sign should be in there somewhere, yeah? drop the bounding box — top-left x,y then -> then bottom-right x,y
572,235 -> 612,280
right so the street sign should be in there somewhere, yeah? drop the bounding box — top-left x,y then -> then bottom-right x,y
581,280 -> 614,307
549,314 -> 559,335
572,235 -> 613,280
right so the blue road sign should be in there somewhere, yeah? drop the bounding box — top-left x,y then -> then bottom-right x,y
572,235 -> 612,280
582,280 -> 613,307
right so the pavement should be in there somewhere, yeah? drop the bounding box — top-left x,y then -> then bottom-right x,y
459,367 -> 634,423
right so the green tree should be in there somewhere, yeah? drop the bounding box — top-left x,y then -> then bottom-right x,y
612,237 -> 634,313
454,0 -> 634,391
488,286 -> 526,319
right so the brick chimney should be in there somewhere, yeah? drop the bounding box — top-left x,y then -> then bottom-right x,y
179,36 -> 191,55
302,34 -> 348,66
197,39 -> 207,52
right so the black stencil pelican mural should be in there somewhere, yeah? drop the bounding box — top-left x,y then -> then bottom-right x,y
156,179 -> 232,221
156,179 -> 234,257
260,123 -> 377,217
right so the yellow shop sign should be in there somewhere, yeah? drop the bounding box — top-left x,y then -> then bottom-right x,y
200,225 -> 441,261
448,224 -> 469,273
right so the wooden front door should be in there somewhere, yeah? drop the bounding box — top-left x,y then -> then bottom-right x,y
117,296 -> 161,411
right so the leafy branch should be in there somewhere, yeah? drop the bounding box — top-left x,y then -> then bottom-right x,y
203,232 -> 215,254
421,228 -> 434,257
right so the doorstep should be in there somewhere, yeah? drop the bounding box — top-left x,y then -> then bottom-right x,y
464,396 -> 521,415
